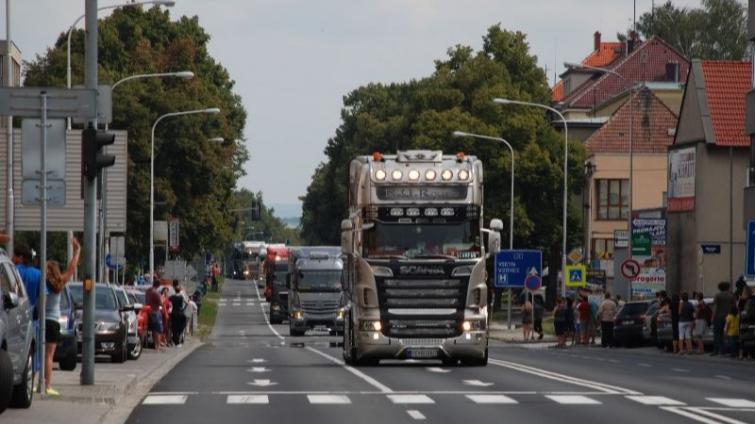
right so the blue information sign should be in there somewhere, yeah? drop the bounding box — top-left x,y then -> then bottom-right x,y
494,250 -> 543,288
746,220 -> 755,278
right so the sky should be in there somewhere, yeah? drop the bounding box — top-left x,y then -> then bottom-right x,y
5,0 -> 706,218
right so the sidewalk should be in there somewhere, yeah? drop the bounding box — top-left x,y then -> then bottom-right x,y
2,337 -> 201,424
489,320 -> 557,343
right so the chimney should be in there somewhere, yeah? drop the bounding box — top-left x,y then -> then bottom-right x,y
627,30 -> 639,54
594,31 -> 602,51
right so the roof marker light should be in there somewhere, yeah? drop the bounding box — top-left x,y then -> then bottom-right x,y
441,169 -> 453,181
391,170 -> 403,180
408,169 -> 420,181
425,170 -> 437,180
458,169 -> 470,181
375,169 -> 387,180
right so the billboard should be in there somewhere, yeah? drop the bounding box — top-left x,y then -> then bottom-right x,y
668,147 -> 695,212
631,209 -> 667,298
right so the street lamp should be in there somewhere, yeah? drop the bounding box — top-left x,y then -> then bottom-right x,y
208,137 -> 224,143
453,130 -> 517,328
493,97 -> 569,298
149,107 -> 220,279
98,70 -> 194,283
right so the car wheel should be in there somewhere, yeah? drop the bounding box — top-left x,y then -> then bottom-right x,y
128,337 -> 142,360
10,348 -> 33,408
59,348 -> 77,371
0,349 -> 15,414
111,336 -> 127,364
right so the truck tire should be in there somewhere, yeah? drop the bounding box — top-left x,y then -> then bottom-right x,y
289,327 -> 305,337
0,349 -> 14,414
460,348 -> 488,367
10,348 -> 33,408
269,312 -> 282,325
59,348 -> 77,371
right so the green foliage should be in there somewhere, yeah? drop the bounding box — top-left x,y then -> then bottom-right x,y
24,7 -> 248,266
232,189 -> 301,246
300,25 -> 586,262
635,0 -> 748,60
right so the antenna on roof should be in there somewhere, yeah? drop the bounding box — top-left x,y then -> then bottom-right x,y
553,37 -> 558,87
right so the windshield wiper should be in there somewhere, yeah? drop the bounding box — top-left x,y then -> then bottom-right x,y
413,254 -> 458,260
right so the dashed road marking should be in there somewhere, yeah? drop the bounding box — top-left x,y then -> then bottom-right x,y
426,367 -> 451,374
672,368 -> 690,373
637,363 -> 652,367
142,395 -> 188,405
707,398 -> 755,408
406,410 -> 426,420
248,358 -> 267,364
466,394 -> 518,404
307,395 -> 351,404
387,394 -> 435,404
625,396 -> 685,406
715,375 -> 732,381
546,395 -> 601,405
227,395 -> 269,404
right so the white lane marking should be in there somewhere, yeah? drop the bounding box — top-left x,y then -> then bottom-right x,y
406,410 -> 426,420
148,391 -> 198,395
608,359 -> 620,363
388,394 -> 434,404
142,395 -> 188,405
466,394 -> 518,404
463,380 -> 494,387
688,407 -> 751,424
249,358 -> 267,364
671,368 -> 690,373
426,367 -> 451,374
247,379 -> 277,387
233,303 -> 241,307
307,395 -> 352,404
715,375 -> 732,381
546,395 -> 601,405
227,395 -> 269,404
625,396 -> 685,406
637,363 -> 652,367
247,367 -> 270,373
305,346 -> 394,394
707,398 -> 755,408
488,358 -> 639,395
661,407 -> 723,424
255,289 -> 285,340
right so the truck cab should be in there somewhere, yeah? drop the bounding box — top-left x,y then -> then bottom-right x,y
287,247 -> 345,336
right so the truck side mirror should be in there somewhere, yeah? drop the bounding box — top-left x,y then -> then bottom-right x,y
488,218 -> 503,254
341,219 -> 354,255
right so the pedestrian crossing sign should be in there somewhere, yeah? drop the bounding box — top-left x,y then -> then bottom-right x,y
565,264 -> 587,288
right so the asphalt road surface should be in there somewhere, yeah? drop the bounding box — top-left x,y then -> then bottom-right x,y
127,279 -> 755,423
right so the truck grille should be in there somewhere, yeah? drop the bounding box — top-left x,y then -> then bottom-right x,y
300,299 -> 340,313
376,277 -> 467,338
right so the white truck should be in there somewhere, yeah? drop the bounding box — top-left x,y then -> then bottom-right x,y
340,150 -> 502,366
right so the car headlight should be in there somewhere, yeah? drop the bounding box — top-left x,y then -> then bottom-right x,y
359,320 -> 382,331
105,322 -> 122,332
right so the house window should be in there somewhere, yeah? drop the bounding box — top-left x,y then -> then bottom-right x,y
596,179 -> 629,220
592,238 -> 615,260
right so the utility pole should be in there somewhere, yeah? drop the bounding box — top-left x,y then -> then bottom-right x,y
81,0 -> 99,385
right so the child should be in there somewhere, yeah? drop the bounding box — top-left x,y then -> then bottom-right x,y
724,306 -> 741,359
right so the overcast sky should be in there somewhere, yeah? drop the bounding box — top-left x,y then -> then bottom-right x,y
6,0 -> 705,216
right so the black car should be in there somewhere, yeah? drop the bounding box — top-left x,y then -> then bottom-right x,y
740,297 -> 755,351
53,285 -> 77,371
68,283 -> 131,363
613,300 -> 656,347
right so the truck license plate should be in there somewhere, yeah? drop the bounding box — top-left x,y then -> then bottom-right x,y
407,348 -> 439,359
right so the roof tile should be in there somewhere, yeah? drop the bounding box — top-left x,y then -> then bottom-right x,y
700,61 -> 751,147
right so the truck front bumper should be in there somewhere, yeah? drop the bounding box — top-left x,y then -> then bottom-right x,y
356,330 -> 487,361
290,312 -> 344,331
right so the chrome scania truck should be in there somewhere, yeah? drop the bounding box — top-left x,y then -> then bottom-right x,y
341,150 -> 502,366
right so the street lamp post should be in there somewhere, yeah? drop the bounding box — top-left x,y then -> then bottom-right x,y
452,130 -> 516,327
150,108 -> 221,280
565,62 -> 634,299
98,70 -> 194,283
493,98 -> 569,298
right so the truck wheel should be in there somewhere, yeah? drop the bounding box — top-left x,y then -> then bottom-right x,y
461,348 -> 488,367
269,313 -> 281,325
59,348 -> 77,371
289,327 -> 304,337
10,348 -> 33,408
0,349 -> 14,413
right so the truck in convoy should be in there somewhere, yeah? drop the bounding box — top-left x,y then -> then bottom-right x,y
264,245 -> 290,323
287,247 -> 346,336
231,241 -> 266,280
340,150 -> 502,366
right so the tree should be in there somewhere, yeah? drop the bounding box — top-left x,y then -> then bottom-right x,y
231,189 -> 300,246
635,0 -> 748,60
24,7 -> 248,268
300,25 -> 586,297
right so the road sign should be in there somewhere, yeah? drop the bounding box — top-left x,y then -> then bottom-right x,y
565,264 -> 587,288
700,244 -> 721,255
494,250 -> 542,288
169,217 -> 180,251
632,232 -> 652,256
72,85 -> 112,125
567,248 -> 583,264
746,220 -> 755,277
621,259 -> 641,280
524,274 -> 542,291
21,118 -> 67,206
0,87 -> 98,119
614,230 -> 629,248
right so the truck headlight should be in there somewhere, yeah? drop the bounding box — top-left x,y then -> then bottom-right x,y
336,308 -> 346,320
359,320 -> 382,331
292,311 -> 304,320
462,320 -> 485,332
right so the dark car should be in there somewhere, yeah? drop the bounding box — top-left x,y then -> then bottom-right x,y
613,300 -> 656,347
656,299 -> 714,349
53,285 -> 78,371
69,283 -> 130,363
739,297 -> 755,351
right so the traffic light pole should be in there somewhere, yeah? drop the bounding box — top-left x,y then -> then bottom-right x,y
81,0 -> 98,385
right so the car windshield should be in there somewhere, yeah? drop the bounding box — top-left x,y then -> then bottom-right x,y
68,285 -> 118,310
131,292 -> 146,304
115,290 -> 129,307
617,302 -> 650,318
364,221 -> 481,260
297,270 -> 342,292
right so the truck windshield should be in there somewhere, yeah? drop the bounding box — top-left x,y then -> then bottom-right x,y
364,221 -> 481,260
274,271 -> 288,287
298,270 -> 342,292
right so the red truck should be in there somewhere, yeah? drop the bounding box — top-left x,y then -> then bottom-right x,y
264,245 -> 290,324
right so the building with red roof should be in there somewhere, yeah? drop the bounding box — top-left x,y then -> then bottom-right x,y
667,60 -> 752,295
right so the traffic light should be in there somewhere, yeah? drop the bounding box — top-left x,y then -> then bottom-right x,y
82,125 -> 116,180
251,201 -> 261,221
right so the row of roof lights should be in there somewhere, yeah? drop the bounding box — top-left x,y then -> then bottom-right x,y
375,169 -> 469,181
389,207 -> 456,217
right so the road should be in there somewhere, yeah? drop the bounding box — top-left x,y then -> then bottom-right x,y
127,279 -> 755,423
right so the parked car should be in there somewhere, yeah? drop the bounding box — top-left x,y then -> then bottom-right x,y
613,300 -> 656,347
739,297 -> 755,352
656,298 -> 713,350
68,283 -> 131,363
0,253 -> 35,413
114,286 -> 143,360
124,287 -> 150,349
53,285 -> 78,371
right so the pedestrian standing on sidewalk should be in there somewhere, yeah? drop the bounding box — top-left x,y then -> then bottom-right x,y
12,244 -> 41,383
598,293 -> 618,348
533,297 -> 544,340
588,295 -> 599,345
521,296 -> 533,341
145,280 -> 165,352
678,292 -> 694,354
565,297 -> 575,346
693,293 -> 707,354
161,287 -> 172,346
553,296 -> 567,348
43,237 -> 80,396
578,295 -> 591,345
712,282 -> 734,356
725,305 -> 741,359
169,281 -> 187,346
670,294 -> 681,354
